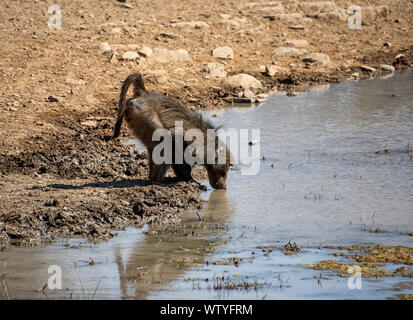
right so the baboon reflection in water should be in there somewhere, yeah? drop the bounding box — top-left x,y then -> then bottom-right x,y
114,190 -> 232,299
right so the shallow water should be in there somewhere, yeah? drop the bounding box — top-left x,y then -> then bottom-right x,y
211,72 -> 413,246
1,73 -> 412,299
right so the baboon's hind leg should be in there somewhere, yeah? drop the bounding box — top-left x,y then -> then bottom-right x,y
148,153 -> 169,184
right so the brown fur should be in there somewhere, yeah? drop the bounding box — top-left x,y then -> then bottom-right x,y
112,73 -> 231,189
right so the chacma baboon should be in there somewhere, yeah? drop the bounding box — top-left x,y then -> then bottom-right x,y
111,73 -> 231,189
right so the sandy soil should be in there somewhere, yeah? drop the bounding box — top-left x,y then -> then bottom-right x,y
0,0 -> 412,246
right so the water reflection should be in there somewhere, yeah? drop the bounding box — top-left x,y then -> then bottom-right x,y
0,190 -> 233,299
114,190 -> 233,299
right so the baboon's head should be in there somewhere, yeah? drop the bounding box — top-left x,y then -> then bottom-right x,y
207,144 -> 232,189
204,139 -> 232,189
205,164 -> 229,189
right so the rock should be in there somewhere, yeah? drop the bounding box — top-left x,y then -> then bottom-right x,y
265,65 -> 287,76
259,5 -> 284,13
302,53 -> 331,66
241,1 -> 283,9
212,46 -> 234,60
360,65 -> 376,73
110,44 -> 126,51
209,67 -> 227,78
288,25 -> 305,30
99,42 -> 112,53
264,15 -> 276,21
257,65 -> 266,73
81,120 -> 97,127
171,21 -> 209,28
244,1 -> 284,13
201,62 -> 227,78
132,202 -> 146,216
380,64 -> 395,73
159,32 -> 178,39
266,13 -> 309,22
243,89 -> 255,98
111,27 -> 122,34
143,69 -> 168,84
122,3 -> 133,9
127,44 -> 140,50
219,14 -> 231,20
44,199 -> 60,207
278,13 -> 307,22
258,2 -> 284,10
274,47 -> 307,56
285,39 -> 309,48
233,97 -> 253,104
152,48 -> 192,64
317,10 -> 346,21
220,17 -> 248,28
138,46 -> 153,58
256,93 -> 269,100
225,74 -> 262,90
347,72 -> 360,81
47,95 -> 59,102
219,13 -> 244,25
394,54 -> 407,65
168,49 -> 192,63
121,51 -> 140,61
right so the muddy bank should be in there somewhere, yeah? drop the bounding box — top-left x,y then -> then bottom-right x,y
1,0 -> 413,246
0,113 -> 205,246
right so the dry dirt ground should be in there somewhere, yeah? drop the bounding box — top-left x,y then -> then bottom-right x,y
0,0 -> 412,246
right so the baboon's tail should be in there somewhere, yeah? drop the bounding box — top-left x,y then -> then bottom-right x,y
112,73 -> 146,139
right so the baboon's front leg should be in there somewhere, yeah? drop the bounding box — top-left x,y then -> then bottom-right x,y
173,163 -> 192,182
150,164 -> 168,183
